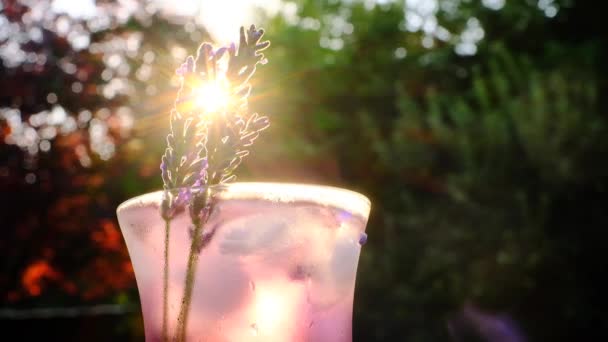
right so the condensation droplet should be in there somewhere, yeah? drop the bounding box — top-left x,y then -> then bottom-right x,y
358,232 -> 368,246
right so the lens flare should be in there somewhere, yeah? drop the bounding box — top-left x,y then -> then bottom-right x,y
195,81 -> 230,113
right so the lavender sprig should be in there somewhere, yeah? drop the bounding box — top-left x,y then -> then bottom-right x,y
160,25 -> 270,215
160,25 -> 270,342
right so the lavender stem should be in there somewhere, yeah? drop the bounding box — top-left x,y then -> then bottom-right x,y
161,218 -> 171,342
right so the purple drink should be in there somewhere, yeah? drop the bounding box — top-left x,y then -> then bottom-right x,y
117,182 -> 370,342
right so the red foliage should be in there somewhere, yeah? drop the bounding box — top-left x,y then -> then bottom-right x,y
91,219 -> 123,252
81,258 -> 134,300
21,260 -> 61,297
0,0 -> 207,307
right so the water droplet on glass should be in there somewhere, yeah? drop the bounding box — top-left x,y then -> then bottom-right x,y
358,232 -> 368,246
309,320 -> 315,328
250,281 -> 256,292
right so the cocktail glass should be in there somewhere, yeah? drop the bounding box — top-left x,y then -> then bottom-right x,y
116,182 -> 371,341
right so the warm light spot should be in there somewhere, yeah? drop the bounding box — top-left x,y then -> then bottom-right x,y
255,288 -> 286,333
247,282 -> 305,341
195,81 -> 230,113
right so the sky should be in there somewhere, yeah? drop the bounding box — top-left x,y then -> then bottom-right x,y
51,0 -> 281,44
184,0 -> 281,43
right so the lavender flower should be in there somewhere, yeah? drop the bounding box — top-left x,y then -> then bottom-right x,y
160,25 -> 270,219
159,25 -> 271,342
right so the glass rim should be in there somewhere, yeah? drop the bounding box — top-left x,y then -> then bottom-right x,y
117,181 -> 371,218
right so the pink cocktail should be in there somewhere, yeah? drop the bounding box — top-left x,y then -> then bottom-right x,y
117,182 -> 371,341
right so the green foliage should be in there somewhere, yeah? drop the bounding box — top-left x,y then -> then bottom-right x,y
353,47 -> 606,341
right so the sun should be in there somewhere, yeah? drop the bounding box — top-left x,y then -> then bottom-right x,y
195,81 -> 231,113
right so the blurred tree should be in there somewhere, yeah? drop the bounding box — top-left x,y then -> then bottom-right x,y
0,0 -> 213,339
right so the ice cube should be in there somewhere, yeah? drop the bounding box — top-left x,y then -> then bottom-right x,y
329,235 -> 360,288
191,253 -> 252,317
217,205 -> 362,310
219,213 -> 294,256
304,226 -> 361,309
295,206 -> 342,230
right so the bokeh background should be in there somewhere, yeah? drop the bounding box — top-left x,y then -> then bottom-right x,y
1,0 -> 607,340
